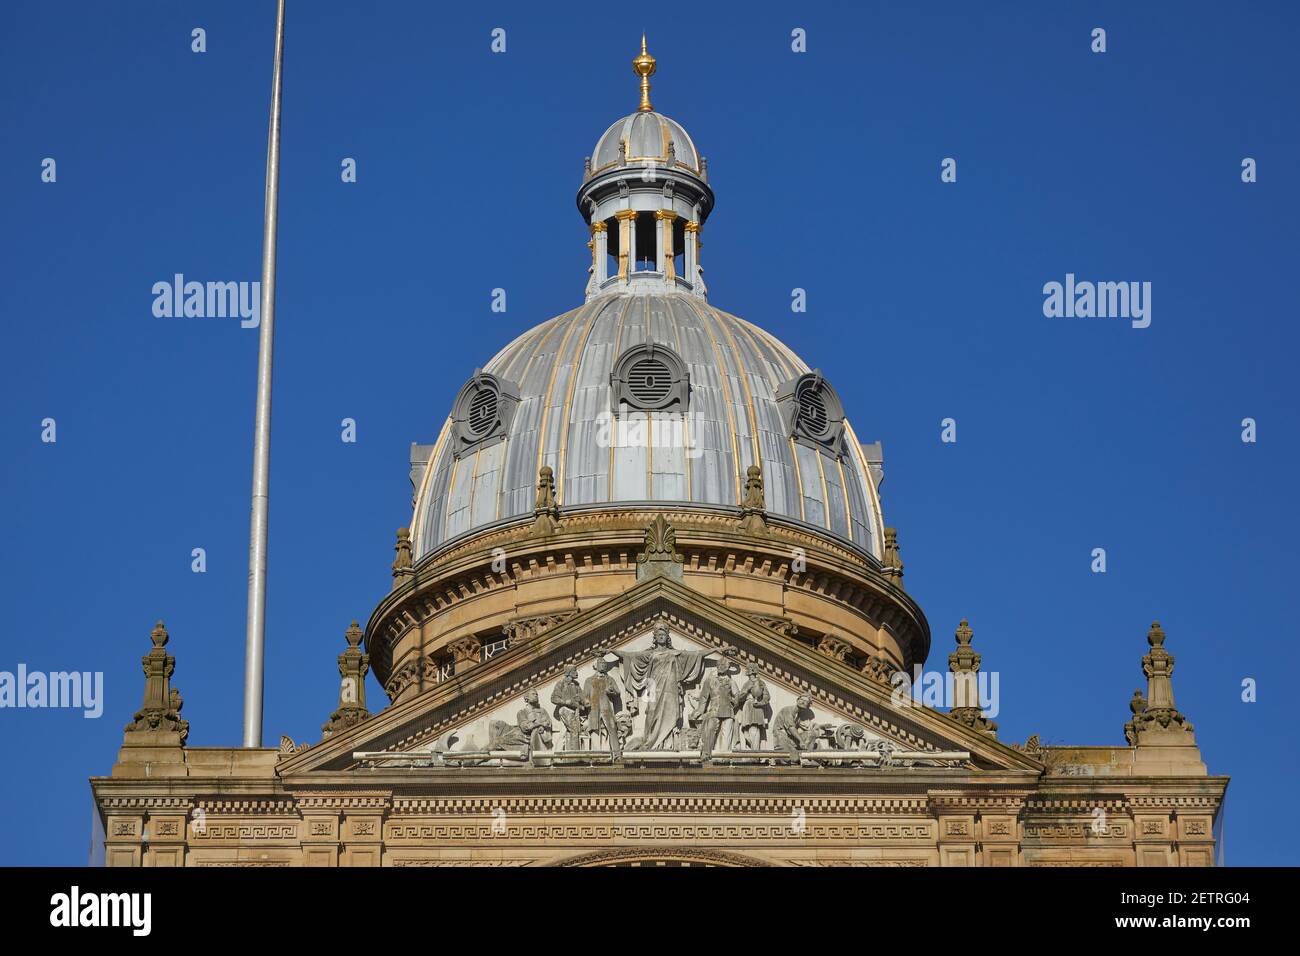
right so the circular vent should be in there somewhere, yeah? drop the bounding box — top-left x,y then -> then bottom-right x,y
467,387 -> 499,437
627,357 -> 673,406
797,387 -> 830,436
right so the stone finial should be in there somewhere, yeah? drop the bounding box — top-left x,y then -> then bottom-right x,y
946,619 -> 997,737
123,620 -> 189,742
530,465 -> 561,534
738,464 -> 768,534
322,620 -> 371,738
1126,621 -> 1194,745
392,527 -> 413,579
1123,689 -> 1148,745
636,514 -> 684,581
882,527 -> 904,588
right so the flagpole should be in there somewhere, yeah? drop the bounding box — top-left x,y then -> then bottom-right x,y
242,0 -> 286,748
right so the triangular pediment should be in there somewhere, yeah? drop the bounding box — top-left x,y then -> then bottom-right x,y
278,576 -> 1042,775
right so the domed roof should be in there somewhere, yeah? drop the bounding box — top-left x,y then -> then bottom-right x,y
591,111 -> 701,175
410,292 -> 884,561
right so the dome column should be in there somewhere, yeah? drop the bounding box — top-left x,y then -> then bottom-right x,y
684,221 -> 703,294
615,209 -> 638,281
655,210 -> 677,279
590,221 -> 608,288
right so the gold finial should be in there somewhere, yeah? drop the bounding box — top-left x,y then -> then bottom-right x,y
632,34 -> 656,112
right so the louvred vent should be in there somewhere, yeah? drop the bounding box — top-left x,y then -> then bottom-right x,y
467,388 -> 498,436
798,388 -> 829,436
627,357 -> 673,406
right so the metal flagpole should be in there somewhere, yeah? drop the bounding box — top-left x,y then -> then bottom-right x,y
242,0 -> 286,747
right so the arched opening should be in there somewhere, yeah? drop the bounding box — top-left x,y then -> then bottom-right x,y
554,847 -> 766,867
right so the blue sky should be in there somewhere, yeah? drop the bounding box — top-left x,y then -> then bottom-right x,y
1,0 -> 1296,865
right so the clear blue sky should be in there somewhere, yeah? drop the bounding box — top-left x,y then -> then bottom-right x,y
1,0 -> 1296,865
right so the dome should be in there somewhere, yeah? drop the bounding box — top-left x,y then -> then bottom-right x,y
590,111 -> 702,175
410,292 -> 885,560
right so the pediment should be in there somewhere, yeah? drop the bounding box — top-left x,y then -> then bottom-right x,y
278,576 -> 1041,775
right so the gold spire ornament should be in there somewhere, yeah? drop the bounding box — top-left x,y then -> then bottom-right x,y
633,35 -> 656,112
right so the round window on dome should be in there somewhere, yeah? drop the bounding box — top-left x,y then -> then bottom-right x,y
797,388 -> 830,439
451,372 -> 519,457
778,371 -> 846,456
611,343 -> 689,413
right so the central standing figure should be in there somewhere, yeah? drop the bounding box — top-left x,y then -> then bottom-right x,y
611,623 -> 708,750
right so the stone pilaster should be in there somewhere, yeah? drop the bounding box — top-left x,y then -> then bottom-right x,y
340,796 -> 390,867
143,810 -> 188,867
930,792 -> 978,866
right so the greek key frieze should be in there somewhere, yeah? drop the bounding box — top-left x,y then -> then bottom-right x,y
1023,822 -> 1128,840
190,823 -> 300,841
385,821 -> 933,842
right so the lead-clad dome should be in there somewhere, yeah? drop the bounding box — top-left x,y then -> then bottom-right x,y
591,111 -> 701,174
410,292 -> 884,560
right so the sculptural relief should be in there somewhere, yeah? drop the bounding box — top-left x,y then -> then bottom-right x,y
736,663 -> 771,750
550,667 -> 585,751
487,689 -> 553,757
422,620 -> 906,765
610,622 -> 707,750
583,657 -> 623,758
771,694 -> 820,760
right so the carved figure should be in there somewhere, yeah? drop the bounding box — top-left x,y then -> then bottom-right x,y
693,660 -> 739,757
550,667 -> 586,750
487,689 -> 553,756
610,623 -> 707,750
736,664 -> 771,750
583,658 -> 623,758
771,694 -> 816,760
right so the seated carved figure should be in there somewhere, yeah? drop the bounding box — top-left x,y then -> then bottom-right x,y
487,689 -> 553,756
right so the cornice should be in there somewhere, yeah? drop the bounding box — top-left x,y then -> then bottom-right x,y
365,504 -> 929,685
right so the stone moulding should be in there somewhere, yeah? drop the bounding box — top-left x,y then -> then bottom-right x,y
366,505 -> 929,701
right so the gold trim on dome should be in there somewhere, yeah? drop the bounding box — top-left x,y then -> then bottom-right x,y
813,443 -> 833,533
688,300 -> 744,504
589,156 -> 701,177
535,302 -> 587,480
613,209 -> 639,221
654,210 -> 677,221
607,296 -> 634,497
835,456 -> 855,544
590,221 -> 608,233
712,307 -> 763,479
684,220 -> 701,233
555,297 -> 608,495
